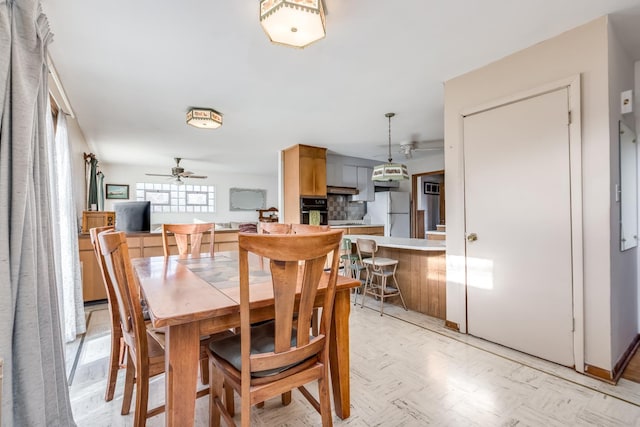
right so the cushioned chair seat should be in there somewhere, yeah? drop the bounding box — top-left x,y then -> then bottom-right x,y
209,321 -> 307,378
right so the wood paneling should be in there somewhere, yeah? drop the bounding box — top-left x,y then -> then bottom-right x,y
376,247 -> 446,319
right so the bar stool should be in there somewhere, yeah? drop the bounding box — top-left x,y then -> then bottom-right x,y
356,238 -> 408,316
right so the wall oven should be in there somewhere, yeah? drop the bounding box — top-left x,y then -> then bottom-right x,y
300,197 -> 328,225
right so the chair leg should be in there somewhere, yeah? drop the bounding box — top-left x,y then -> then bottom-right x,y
121,352 -> 135,415
105,327 -> 122,401
360,270 -> 371,309
392,272 -> 408,311
133,360 -> 149,427
118,336 -> 127,368
209,363 -> 223,427
379,275 -> 387,316
201,356 -> 209,385
224,380 -> 235,417
318,371 -> 333,427
281,390 -> 292,406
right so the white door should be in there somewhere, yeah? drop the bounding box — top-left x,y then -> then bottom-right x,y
463,88 -> 574,366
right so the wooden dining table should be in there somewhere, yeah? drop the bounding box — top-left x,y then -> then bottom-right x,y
132,250 -> 360,426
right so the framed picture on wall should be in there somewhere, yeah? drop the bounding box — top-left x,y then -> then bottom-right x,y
106,184 -> 129,199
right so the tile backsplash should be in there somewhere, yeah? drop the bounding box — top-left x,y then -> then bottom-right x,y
328,195 -> 366,221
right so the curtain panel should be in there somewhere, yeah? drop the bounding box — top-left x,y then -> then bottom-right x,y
0,0 -> 76,425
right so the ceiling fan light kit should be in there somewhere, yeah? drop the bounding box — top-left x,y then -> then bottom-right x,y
259,0 -> 326,49
186,108 -> 223,129
372,112 -> 409,182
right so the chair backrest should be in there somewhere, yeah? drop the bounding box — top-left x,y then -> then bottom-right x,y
90,226 -> 120,323
258,222 -> 292,235
356,238 -> 378,262
237,230 -> 343,384
98,230 -> 149,368
161,223 -> 215,257
291,224 -> 331,234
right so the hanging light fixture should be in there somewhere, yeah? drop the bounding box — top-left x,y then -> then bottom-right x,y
372,113 -> 409,182
259,0 -> 326,49
186,108 -> 223,129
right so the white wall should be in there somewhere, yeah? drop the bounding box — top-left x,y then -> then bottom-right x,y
444,16 -> 616,370
100,163 -> 278,227
608,23 -> 638,370
399,152 -> 445,194
635,61 -> 640,332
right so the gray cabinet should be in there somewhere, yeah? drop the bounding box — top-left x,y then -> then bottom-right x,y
342,165 -> 358,187
352,166 -> 374,202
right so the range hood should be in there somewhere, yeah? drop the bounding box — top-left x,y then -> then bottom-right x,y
326,185 -> 359,195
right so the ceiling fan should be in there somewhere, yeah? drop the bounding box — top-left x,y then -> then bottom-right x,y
398,139 -> 444,159
145,157 -> 207,184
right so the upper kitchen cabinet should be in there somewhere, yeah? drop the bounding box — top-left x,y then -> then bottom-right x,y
343,165 -> 374,202
283,144 -> 327,223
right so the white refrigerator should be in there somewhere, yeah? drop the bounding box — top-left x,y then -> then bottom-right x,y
366,191 -> 411,237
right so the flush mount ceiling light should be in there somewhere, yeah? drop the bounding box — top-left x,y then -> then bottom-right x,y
259,0 -> 326,49
186,108 -> 223,129
372,112 -> 409,182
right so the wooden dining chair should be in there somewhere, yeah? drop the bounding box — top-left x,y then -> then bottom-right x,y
207,229 -> 343,427
89,226 -> 123,402
257,222 -> 291,235
291,224 -> 330,234
161,222 -> 215,257
97,230 -> 232,426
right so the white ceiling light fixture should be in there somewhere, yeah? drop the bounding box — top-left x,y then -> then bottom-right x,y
186,108 -> 223,129
372,112 -> 409,182
259,0 -> 326,49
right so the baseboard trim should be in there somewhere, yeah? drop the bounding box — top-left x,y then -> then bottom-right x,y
444,320 -> 460,332
584,333 -> 640,385
613,333 -> 640,382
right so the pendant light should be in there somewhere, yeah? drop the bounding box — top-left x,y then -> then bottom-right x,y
372,112 -> 409,181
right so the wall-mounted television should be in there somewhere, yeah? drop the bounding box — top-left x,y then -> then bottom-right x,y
114,201 -> 151,233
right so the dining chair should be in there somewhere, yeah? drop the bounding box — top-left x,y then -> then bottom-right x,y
356,238 -> 408,316
97,230 -> 233,426
161,222 -> 215,257
291,223 -> 330,234
89,226 -> 123,402
207,229 -> 343,427
257,222 -> 292,234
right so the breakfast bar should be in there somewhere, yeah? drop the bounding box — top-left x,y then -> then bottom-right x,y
345,235 -> 446,319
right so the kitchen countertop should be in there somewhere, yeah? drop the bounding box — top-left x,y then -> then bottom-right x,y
344,234 -> 446,252
330,224 -> 384,228
425,230 -> 446,235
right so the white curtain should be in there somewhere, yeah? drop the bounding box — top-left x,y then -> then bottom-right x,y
0,0 -> 76,425
47,111 -> 86,342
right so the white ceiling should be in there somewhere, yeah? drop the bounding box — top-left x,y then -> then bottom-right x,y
43,1 -> 640,175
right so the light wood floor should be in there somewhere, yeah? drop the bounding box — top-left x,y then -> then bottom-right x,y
67,298 -> 640,426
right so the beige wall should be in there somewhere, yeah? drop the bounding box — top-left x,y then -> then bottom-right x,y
444,16 -> 617,370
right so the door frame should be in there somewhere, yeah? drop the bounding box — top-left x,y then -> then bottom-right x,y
461,75 -> 584,372
411,170 -> 444,238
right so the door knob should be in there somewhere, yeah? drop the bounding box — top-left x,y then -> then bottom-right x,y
467,233 -> 478,242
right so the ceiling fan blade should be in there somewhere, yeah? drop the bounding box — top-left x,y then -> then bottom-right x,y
185,175 -> 207,179
146,173 -> 173,177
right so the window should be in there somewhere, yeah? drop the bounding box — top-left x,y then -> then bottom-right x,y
136,182 -> 215,213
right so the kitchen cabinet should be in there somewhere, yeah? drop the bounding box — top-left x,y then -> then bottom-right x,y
342,165 -> 357,187
331,225 -> 384,236
283,144 -> 327,224
78,229 -> 239,302
326,162 -> 340,187
353,166 -> 374,202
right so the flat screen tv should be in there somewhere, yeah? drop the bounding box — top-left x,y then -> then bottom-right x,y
114,201 -> 151,233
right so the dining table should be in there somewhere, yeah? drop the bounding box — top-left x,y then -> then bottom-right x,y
132,250 -> 360,427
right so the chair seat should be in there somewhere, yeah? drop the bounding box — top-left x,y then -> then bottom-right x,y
363,257 -> 398,267
209,321 -> 306,378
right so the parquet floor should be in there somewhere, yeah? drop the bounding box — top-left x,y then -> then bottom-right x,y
67,298 -> 640,426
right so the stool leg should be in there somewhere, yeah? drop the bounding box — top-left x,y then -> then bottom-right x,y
392,271 -> 408,311
360,268 -> 370,309
379,274 -> 387,316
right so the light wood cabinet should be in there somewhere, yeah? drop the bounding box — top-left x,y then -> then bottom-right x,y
79,229 -> 239,302
332,226 -> 384,236
81,211 -> 115,233
283,144 -> 327,224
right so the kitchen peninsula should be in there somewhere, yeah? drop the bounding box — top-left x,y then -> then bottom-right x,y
345,234 -> 446,320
